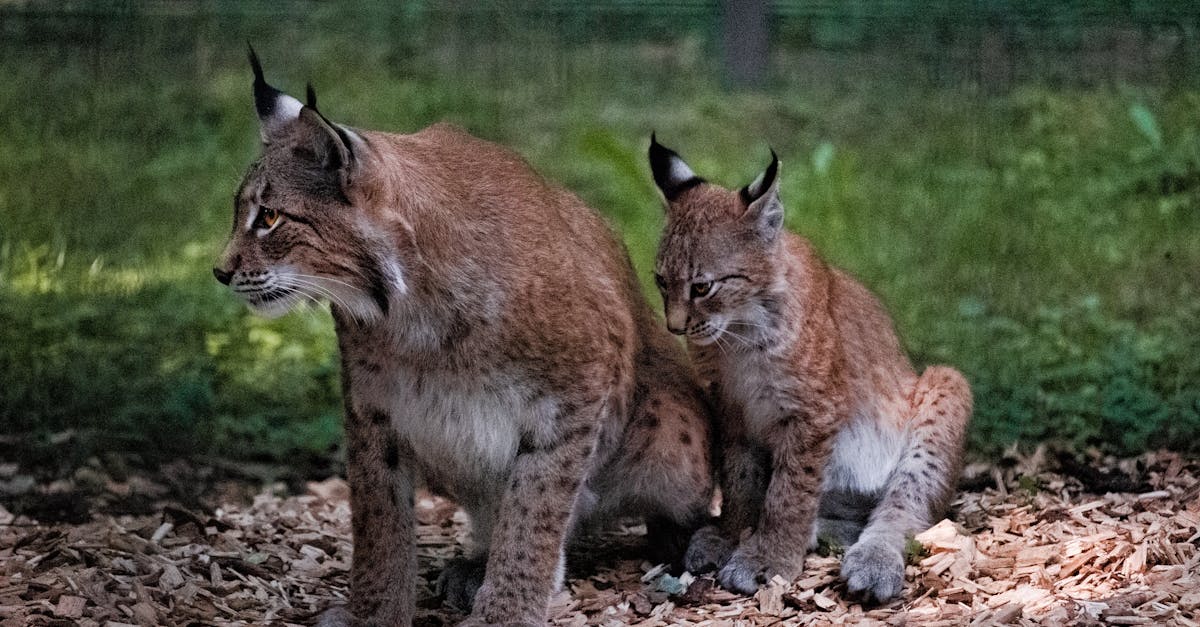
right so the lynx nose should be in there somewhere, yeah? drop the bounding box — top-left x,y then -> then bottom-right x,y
212,267 -> 233,285
665,307 -> 688,335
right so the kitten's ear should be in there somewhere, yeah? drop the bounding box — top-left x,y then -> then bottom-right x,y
740,149 -> 784,240
649,133 -> 704,201
249,44 -> 303,144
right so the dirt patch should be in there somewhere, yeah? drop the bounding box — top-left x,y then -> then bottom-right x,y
0,450 -> 1197,626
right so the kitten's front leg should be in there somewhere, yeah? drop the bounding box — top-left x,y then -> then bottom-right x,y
321,405 -> 418,626
463,400 -> 604,626
718,415 -> 835,594
685,439 -> 767,574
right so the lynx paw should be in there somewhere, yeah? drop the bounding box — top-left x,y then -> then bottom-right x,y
716,546 -> 783,595
842,538 -> 905,602
684,525 -> 734,574
437,556 -> 487,612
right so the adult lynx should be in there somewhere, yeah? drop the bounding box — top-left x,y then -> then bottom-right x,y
213,52 -> 713,626
648,137 -> 971,601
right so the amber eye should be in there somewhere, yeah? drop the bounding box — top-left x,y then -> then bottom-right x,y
690,281 -> 713,299
255,207 -> 280,230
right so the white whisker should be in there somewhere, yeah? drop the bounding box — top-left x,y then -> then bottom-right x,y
280,276 -> 355,313
719,326 -> 758,348
711,330 -> 732,357
288,273 -> 359,291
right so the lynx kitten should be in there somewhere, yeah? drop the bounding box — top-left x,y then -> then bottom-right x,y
648,136 -> 971,601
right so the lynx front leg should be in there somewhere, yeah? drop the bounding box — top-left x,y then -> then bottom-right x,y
464,401 -> 605,626
320,406 -> 418,627
843,366 -> 971,602
718,418 -> 835,594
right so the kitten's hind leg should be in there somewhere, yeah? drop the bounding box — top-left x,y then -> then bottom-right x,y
842,366 -> 971,602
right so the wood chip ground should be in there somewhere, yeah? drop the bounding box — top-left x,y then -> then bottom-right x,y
1,450 -> 1197,626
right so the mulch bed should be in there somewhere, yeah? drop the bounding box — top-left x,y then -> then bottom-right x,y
0,449 -> 1197,626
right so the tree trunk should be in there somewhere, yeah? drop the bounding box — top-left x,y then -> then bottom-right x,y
722,0 -> 769,89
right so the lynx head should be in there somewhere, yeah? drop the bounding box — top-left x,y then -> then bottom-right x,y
649,135 -> 784,347
213,47 -> 400,322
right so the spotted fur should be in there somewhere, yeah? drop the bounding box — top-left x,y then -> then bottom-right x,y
215,55 -> 713,626
649,137 -> 971,601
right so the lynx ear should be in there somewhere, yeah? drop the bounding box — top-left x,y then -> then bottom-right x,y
740,149 -> 783,240
248,45 -> 303,144
649,133 -> 704,201
294,105 -> 354,176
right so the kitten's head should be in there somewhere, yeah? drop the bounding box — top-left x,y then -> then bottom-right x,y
213,48 -> 401,322
649,135 -> 785,347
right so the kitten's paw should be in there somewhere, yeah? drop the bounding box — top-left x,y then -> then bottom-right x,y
716,546 -> 780,595
842,538 -> 906,602
314,606 -> 356,627
437,556 -> 487,612
684,525 -> 734,574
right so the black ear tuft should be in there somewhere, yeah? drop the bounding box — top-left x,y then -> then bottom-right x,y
248,43 -> 274,118
248,46 -> 305,143
740,148 -> 784,241
649,133 -> 704,201
740,148 -> 779,205
306,83 -> 318,110
247,42 -> 265,83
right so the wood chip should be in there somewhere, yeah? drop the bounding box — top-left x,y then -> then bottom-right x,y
53,595 -> 86,619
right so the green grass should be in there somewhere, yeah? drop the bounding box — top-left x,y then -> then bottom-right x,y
2,6 -> 1198,467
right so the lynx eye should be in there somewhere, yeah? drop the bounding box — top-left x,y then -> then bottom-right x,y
254,206 -> 281,230
690,281 -> 714,299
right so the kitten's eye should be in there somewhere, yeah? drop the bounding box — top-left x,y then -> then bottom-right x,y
654,274 -> 667,291
255,207 -> 281,230
690,281 -> 714,299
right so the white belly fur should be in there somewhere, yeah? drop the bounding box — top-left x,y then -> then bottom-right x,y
355,366 -> 559,498
823,413 -> 907,495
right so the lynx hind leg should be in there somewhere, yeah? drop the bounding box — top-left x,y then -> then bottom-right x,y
436,555 -> 487,612
843,366 -> 971,602
433,491 -> 503,612
600,384 -> 714,565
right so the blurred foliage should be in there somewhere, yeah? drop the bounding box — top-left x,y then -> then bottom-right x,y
0,2 -> 1198,469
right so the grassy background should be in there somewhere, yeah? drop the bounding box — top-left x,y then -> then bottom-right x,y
1,2 -> 1199,471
